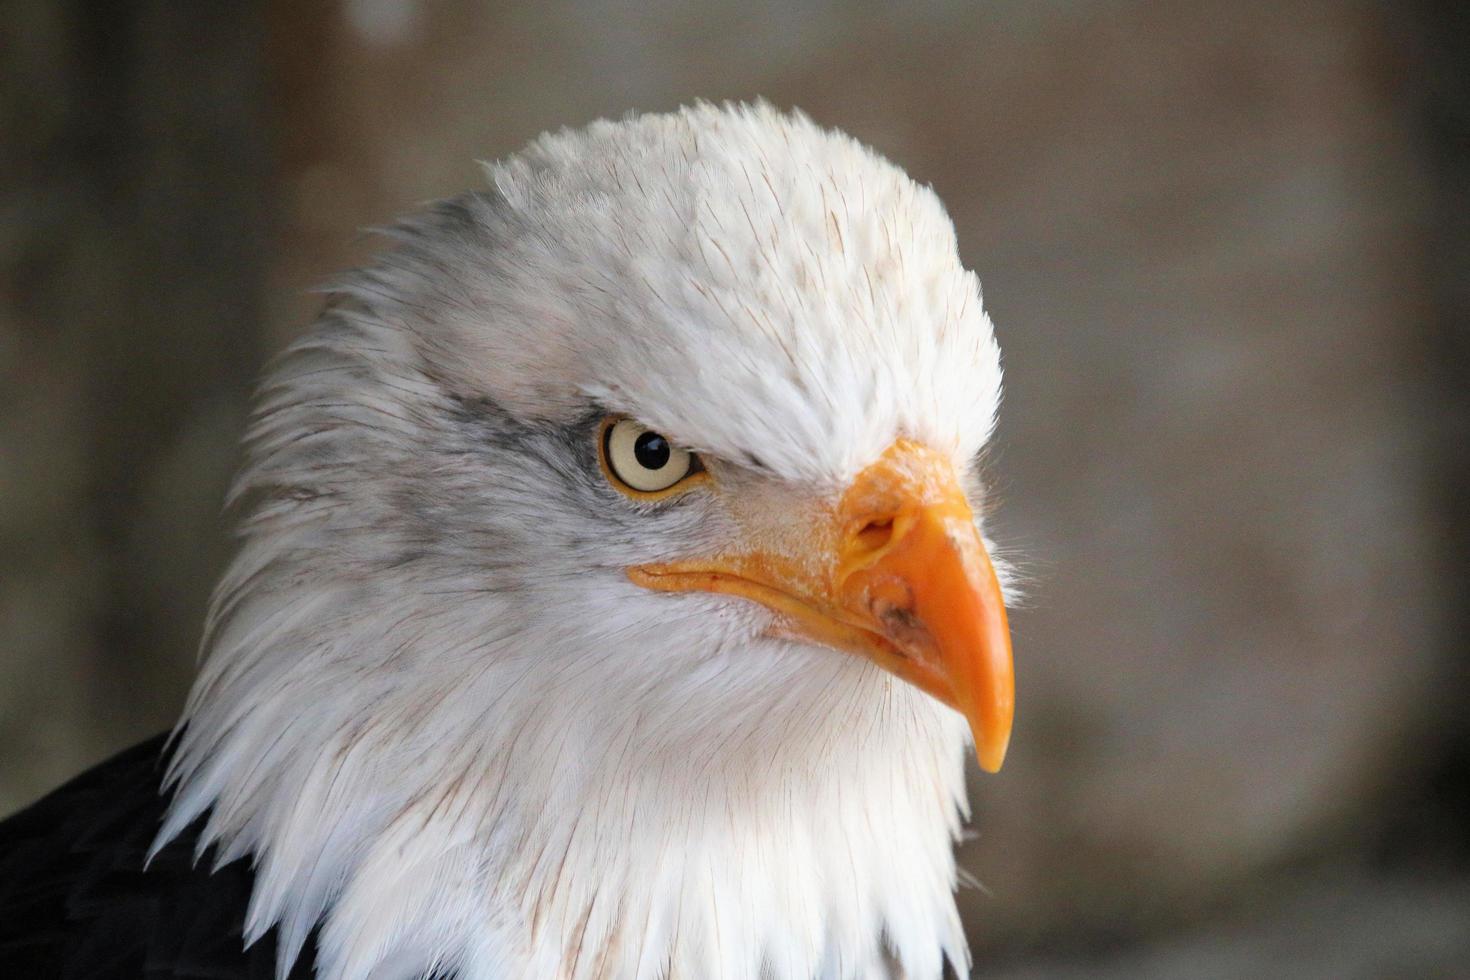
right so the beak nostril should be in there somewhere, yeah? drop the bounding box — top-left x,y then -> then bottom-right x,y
855,517 -> 894,552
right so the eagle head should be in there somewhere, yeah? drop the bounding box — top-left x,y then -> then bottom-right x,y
159,102 -> 1013,980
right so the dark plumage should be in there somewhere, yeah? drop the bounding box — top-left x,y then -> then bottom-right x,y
0,737 -> 315,979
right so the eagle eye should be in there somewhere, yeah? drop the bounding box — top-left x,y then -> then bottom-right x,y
599,417 -> 705,498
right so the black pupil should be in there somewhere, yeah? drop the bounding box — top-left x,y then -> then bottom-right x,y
633,431 -> 671,470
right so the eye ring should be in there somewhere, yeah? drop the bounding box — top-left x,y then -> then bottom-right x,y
598,417 -> 707,500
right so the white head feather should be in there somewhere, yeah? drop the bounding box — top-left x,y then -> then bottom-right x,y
156,102 -> 1006,980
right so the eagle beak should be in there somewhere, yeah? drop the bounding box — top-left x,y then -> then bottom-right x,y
628,440 -> 1015,773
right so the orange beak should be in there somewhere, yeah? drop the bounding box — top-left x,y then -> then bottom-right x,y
628,440 -> 1015,772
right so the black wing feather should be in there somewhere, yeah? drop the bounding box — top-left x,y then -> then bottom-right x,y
0,735 -> 318,979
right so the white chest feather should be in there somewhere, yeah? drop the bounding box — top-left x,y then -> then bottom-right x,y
160,591 -> 972,980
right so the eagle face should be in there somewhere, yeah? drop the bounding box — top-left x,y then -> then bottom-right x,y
160,103 -> 1014,980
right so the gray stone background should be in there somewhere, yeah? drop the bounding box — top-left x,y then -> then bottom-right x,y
2,1 -> 1466,976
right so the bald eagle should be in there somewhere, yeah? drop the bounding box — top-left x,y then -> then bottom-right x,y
0,103 -> 1015,980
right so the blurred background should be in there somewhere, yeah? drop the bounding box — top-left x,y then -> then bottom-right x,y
2,1 -> 1466,976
